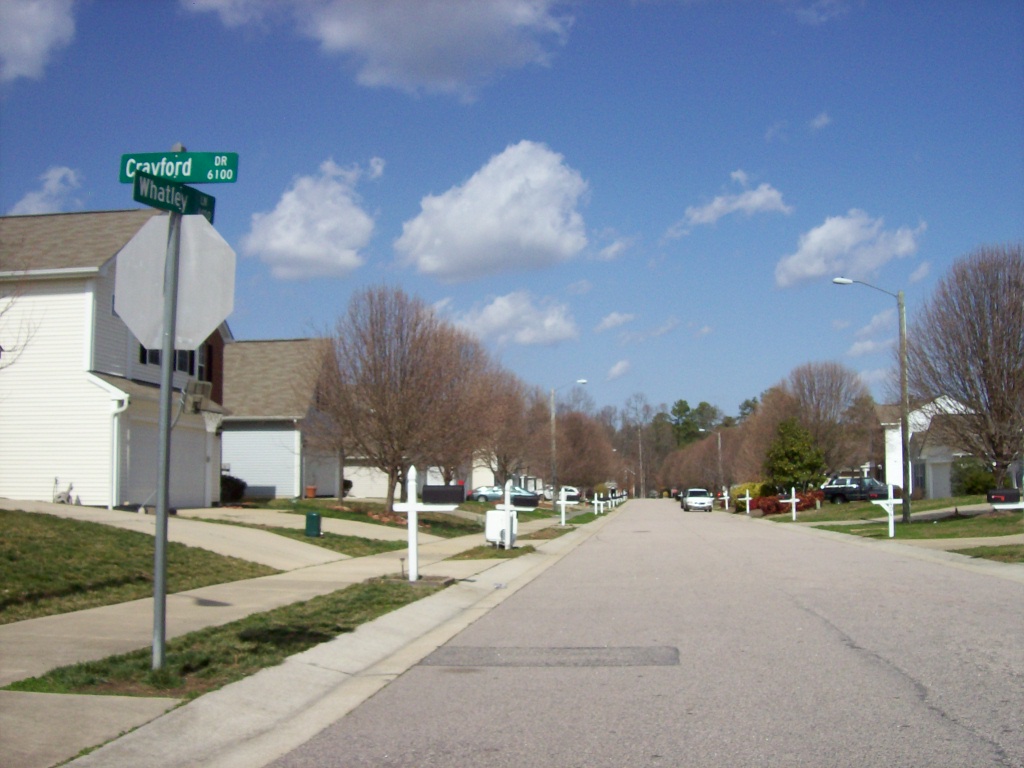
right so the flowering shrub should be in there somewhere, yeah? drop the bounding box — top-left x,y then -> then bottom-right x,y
750,490 -> 824,516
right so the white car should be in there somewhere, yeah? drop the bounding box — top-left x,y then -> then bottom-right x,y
681,488 -> 714,512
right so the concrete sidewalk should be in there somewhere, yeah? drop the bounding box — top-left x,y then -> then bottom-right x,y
0,498 -> 596,768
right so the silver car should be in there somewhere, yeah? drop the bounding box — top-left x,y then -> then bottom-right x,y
681,488 -> 714,512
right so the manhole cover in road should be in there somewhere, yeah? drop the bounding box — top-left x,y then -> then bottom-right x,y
421,646 -> 679,668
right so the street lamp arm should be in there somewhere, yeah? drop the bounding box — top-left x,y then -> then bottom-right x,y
832,276 -> 898,300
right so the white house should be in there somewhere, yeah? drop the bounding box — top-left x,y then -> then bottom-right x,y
221,338 -> 396,500
0,210 -> 229,509
879,397 -> 980,499
220,339 -> 508,501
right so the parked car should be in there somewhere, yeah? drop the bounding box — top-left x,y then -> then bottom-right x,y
471,485 -> 542,507
821,476 -> 888,504
681,488 -> 714,512
543,485 -> 581,502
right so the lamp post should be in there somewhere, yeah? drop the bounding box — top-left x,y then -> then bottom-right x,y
833,277 -> 911,523
550,378 -> 587,514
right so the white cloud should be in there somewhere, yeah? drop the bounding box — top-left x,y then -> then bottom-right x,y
242,158 -> 376,279
765,120 -> 788,143
775,209 -> 926,288
832,318 -> 851,331
597,237 -> 630,261
619,316 -> 679,344
855,308 -> 895,339
184,0 -> 570,99
909,261 -> 930,283
595,312 -> 634,332
607,360 -> 630,381
8,166 -> 81,214
395,140 -> 588,281
809,111 -> 832,131
856,367 -> 890,389
0,0 -> 75,82
667,170 -> 792,237
454,291 -> 577,346
847,339 -> 890,357
790,0 -> 849,25
568,279 -> 592,295
694,324 -> 713,338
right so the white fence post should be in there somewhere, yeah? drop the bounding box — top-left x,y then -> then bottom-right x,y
406,467 -> 419,582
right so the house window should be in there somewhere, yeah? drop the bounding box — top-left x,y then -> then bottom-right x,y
140,346 -> 160,366
139,345 -> 195,374
196,344 -> 212,382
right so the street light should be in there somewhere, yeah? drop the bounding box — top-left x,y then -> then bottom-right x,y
551,379 -> 587,514
833,276 -> 912,523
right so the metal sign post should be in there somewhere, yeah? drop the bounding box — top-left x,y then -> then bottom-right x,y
119,143 -> 238,670
151,210 -> 181,670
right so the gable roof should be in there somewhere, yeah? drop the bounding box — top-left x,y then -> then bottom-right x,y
222,338 -> 330,421
0,209 -> 162,275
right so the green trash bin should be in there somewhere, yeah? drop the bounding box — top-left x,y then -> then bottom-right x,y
305,512 -> 321,538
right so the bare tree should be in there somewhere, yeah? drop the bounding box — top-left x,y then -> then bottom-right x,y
623,393 -> 654,497
333,286 -> 453,511
418,325 -> 495,483
787,361 -> 877,473
479,371 -> 538,486
907,243 -> 1024,485
557,410 -> 616,493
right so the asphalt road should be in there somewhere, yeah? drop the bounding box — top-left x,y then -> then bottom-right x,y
268,499 -> 1024,768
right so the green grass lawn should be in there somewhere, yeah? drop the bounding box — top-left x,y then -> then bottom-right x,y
768,495 -> 987,524
950,544 -> 1024,564
564,509 -> 602,525
5,579 -> 446,699
0,510 -> 276,625
195,519 -> 407,557
818,510 -> 1022,540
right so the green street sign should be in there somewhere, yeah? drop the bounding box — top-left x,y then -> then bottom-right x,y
120,152 -> 238,184
133,172 -> 215,223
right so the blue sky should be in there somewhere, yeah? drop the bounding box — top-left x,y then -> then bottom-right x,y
2,0 -> 1022,417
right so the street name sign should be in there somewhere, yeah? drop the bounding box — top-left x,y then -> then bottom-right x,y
119,151 -> 238,184
133,172 -> 215,223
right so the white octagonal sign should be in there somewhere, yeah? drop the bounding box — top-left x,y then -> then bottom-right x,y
115,215 -> 235,350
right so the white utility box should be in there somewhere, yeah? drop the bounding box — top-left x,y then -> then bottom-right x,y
485,507 -> 518,549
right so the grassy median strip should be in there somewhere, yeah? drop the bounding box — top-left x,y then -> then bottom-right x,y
5,579 -> 447,700
0,510 -> 276,625
818,510 -> 1022,540
519,526 -> 573,541
449,544 -> 536,560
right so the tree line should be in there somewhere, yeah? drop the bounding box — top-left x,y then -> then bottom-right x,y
301,243 -> 1022,508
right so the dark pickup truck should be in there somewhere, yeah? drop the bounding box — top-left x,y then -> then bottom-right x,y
821,476 -> 889,504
